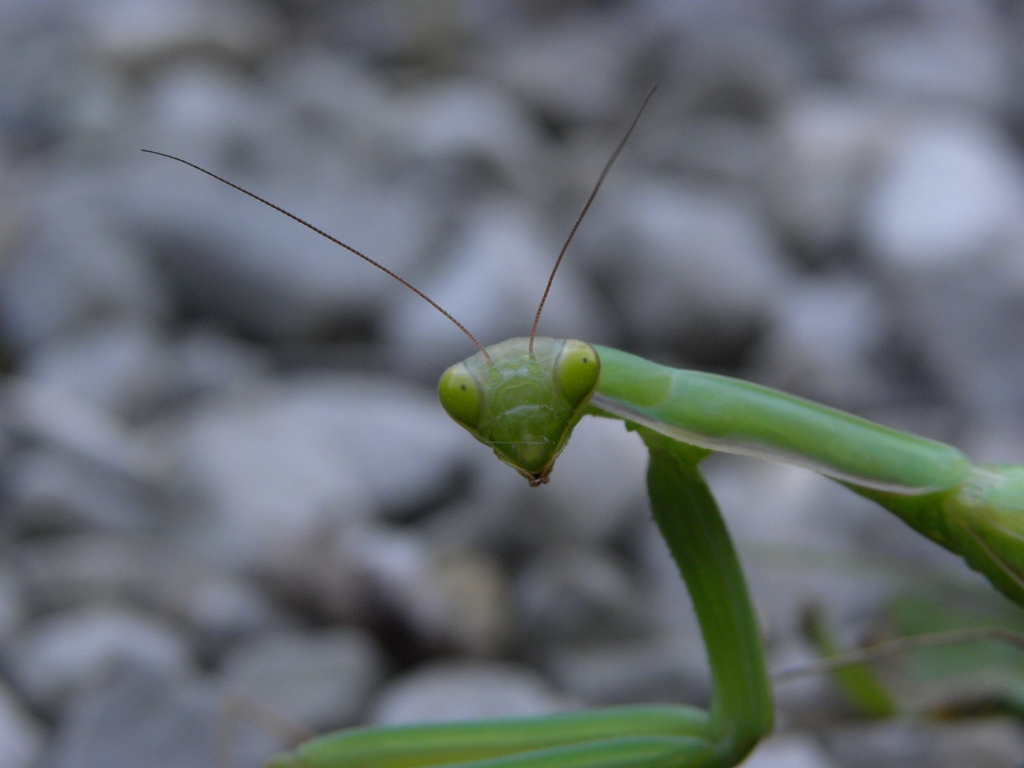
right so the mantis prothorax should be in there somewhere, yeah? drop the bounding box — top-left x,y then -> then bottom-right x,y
144,86 -> 1024,768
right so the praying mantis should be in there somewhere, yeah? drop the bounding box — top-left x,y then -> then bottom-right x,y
144,87 -> 1024,768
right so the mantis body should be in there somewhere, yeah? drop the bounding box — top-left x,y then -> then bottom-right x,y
145,90 -> 1024,768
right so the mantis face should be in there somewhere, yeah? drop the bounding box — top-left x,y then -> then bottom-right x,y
438,337 -> 600,486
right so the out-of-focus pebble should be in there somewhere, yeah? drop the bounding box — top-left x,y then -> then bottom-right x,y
863,113 -> 1024,273
824,717 -> 1024,768
368,661 -> 571,725
752,277 -> 888,406
541,635 -> 708,706
219,627 -> 385,731
84,0 -> 277,61
384,198 -> 609,376
515,545 -> 649,646
743,733 -> 840,768
22,320 -> 175,417
0,200 -> 171,352
45,664 -> 277,768
765,92 -> 896,255
584,180 -> 789,357
169,375 -> 469,567
6,606 -> 192,711
839,15 -> 1010,108
0,681 -> 44,768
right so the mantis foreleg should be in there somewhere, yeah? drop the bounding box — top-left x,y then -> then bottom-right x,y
268,426 -> 770,768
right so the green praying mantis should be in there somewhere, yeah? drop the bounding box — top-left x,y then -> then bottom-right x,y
145,87 -> 1024,768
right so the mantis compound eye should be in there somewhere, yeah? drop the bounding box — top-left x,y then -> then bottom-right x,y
553,340 -> 600,409
438,362 -> 483,430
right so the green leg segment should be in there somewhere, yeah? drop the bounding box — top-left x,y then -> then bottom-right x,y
636,426 -> 773,766
270,426 -> 772,768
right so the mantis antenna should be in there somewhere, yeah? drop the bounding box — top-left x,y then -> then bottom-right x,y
139,149 -> 491,361
527,83 -> 658,356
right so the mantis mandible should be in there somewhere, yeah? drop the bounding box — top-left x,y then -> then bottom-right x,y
144,87 -> 1024,768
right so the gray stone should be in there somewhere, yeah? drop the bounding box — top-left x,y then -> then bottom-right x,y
6,445 -> 159,531
0,681 -> 44,768
863,112 -> 1024,273
752,277 -> 888,406
129,87 -> 439,340
515,545 -> 649,646
0,567 -> 23,644
493,13 -> 635,123
6,606 -> 192,711
859,111 -> 1024,419
4,379 -> 163,483
22,320 -> 175,419
528,416 -> 648,546
4,380 -> 165,531
171,326 -> 272,397
396,79 -> 544,187
825,718 -> 1024,768
220,627 -> 385,731
584,180 -> 789,357
83,0 -> 276,61
0,199 -> 171,352
384,197 -> 609,378
743,733 -> 840,768
541,635 -> 708,706
268,523 -> 511,654
839,15 -> 1010,108
765,92 -> 897,254
178,573 -> 281,645
369,661 -> 570,725
45,663 -> 276,768
169,374 -> 469,567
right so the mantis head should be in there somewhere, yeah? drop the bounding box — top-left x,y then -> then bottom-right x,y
438,338 -> 600,485
143,88 -> 651,487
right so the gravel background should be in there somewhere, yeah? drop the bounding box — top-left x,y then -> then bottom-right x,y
3,1 -> 1024,767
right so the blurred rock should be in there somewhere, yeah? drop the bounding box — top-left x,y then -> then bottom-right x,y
514,545 -> 649,647
4,380 -> 165,531
129,91 -> 440,340
44,664 -> 276,768
22,319 -> 175,418
219,627 -> 385,731
368,661 -> 570,725
171,325 -> 272,397
839,15 -> 1010,108
83,0 -> 277,61
0,200 -> 171,352
0,681 -> 44,768
584,180 -> 789,359
6,605 -> 192,711
6,445 -> 159,531
492,11 -> 636,123
529,416 -> 648,546
860,112 -> 1024,419
765,92 -> 896,256
178,572 -> 282,648
5,379 -> 163,482
384,197 -> 610,377
752,276 -> 888,406
396,79 -> 544,186
744,733 -> 840,768
0,567 -> 23,644
824,717 -> 1024,768
863,112 -> 1024,273
169,374 -> 469,567
265,523 -> 511,654
541,635 -> 708,706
